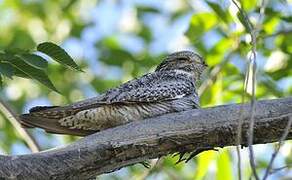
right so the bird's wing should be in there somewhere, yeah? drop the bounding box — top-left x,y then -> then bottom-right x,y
79,71 -> 194,104
105,80 -> 195,103
69,71 -> 195,108
68,73 -> 157,109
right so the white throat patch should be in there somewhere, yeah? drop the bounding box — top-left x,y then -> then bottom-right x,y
174,69 -> 193,77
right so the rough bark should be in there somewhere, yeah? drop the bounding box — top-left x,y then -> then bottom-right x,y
0,97 -> 291,180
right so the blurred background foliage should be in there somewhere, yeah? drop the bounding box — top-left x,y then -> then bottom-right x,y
0,0 -> 291,179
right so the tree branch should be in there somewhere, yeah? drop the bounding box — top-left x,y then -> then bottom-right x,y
0,97 -> 291,179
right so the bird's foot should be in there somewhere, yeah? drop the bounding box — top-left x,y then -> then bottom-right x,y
174,147 -> 218,164
140,161 -> 151,168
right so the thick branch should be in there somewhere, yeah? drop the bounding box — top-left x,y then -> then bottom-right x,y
0,97 -> 291,179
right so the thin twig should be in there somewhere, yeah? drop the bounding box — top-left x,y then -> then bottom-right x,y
231,0 -> 267,179
0,98 -> 40,153
231,1 -> 257,179
235,143 -> 242,179
248,1 -> 266,179
262,116 -> 292,180
247,53 -> 258,180
269,164 -> 292,175
236,69 -> 250,180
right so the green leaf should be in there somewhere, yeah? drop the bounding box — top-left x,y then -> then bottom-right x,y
281,16 -> 292,22
206,1 -> 229,23
4,48 -> 30,55
241,0 -> 257,11
236,11 -> 252,33
264,7 -> 281,17
0,53 -> 58,92
18,53 -> 48,70
194,150 -> 216,180
216,149 -> 233,180
0,62 -> 14,79
137,6 -> 160,14
13,68 -> 30,78
185,13 -> 217,43
99,49 -> 136,66
37,42 -> 83,71
263,18 -> 279,34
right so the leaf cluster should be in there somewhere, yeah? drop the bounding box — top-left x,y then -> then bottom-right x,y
0,42 -> 82,92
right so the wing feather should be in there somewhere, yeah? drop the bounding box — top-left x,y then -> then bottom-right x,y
101,71 -> 196,103
68,71 -> 196,108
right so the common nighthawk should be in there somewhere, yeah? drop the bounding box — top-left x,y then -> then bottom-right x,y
20,51 -> 207,136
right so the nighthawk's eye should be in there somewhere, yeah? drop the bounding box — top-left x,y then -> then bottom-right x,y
177,57 -> 189,61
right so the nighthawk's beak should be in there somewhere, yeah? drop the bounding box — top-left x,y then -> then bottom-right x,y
203,61 -> 208,67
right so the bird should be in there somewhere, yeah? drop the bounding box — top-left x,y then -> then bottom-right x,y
20,51 -> 208,136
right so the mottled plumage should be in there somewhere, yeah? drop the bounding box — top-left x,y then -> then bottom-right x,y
20,51 -> 207,136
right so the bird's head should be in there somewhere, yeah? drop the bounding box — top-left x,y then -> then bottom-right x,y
155,51 -> 208,80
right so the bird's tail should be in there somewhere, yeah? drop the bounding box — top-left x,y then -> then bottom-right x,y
19,106 -> 96,136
